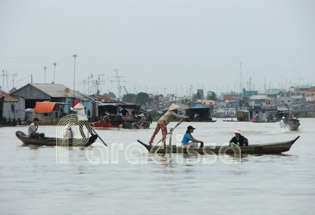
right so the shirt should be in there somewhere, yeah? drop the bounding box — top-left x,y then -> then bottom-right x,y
159,110 -> 186,125
28,123 -> 38,136
71,107 -> 88,121
229,135 -> 248,146
182,133 -> 194,146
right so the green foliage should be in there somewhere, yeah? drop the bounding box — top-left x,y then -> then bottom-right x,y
207,91 -> 217,100
297,112 -> 309,118
122,93 -> 137,103
152,116 -> 161,122
154,95 -> 160,101
103,92 -> 116,98
136,92 -> 149,106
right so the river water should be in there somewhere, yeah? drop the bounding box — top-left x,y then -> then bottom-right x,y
0,118 -> 314,215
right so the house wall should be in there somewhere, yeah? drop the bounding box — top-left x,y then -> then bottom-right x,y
2,98 -> 25,121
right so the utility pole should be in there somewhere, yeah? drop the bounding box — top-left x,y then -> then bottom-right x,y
5,71 -> 9,91
53,62 -> 57,83
264,76 -> 267,95
43,66 -> 47,83
73,54 -> 77,98
12,73 -> 17,89
240,62 -> 243,92
111,69 -> 127,101
2,70 -> 5,92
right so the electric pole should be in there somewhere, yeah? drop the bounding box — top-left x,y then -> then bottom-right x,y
73,54 -> 77,97
111,69 -> 127,101
53,62 -> 57,83
43,66 -> 47,83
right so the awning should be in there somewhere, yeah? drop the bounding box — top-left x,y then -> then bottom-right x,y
35,102 -> 56,113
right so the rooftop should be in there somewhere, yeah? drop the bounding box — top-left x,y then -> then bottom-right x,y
0,92 -> 19,102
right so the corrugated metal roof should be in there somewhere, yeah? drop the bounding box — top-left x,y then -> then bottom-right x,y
90,94 -> 117,103
0,92 -> 19,102
189,103 -> 209,109
32,84 -> 89,100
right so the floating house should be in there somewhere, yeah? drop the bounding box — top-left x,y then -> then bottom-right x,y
11,83 -> 95,122
186,103 -> 213,122
0,92 -> 25,124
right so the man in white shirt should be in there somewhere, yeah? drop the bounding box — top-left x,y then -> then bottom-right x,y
28,118 -> 45,139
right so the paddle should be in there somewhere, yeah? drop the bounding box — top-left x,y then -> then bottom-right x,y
153,118 -> 184,147
90,126 -> 108,147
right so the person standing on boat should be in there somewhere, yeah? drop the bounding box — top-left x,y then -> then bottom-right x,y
71,103 -> 93,138
63,124 -> 73,146
181,125 -> 204,148
28,118 -> 45,139
280,116 -> 286,128
229,128 -> 248,146
149,103 -> 188,146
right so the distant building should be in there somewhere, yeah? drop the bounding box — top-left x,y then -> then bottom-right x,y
90,94 -> 117,103
11,83 -> 95,121
223,94 -> 242,101
305,86 -> 315,102
196,99 -> 216,105
197,89 -> 204,99
242,88 -> 258,98
0,92 -> 25,123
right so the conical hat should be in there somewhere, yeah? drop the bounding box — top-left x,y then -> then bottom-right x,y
74,103 -> 84,109
168,103 -> 180,111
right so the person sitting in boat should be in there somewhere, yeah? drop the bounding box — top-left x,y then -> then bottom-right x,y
149,103 -> 189,146
120,107 -> 129,116
280,116 -> 286,128
28,118 -> 45,139
71,103 -> 93,138
181,125 -> 204,148
229,128 -> 248,146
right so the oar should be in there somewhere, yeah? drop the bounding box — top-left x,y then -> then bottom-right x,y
153,118 -> 184,147
90,126 -> 108,146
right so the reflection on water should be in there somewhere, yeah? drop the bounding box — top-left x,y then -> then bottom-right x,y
0,119 -> 315,215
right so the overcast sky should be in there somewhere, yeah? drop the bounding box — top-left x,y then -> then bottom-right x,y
1,0 -> 315,97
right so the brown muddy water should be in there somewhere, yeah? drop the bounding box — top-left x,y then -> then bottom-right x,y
0,119 -> 314,215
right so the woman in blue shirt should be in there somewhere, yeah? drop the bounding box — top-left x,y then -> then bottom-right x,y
181,125 -> 204,148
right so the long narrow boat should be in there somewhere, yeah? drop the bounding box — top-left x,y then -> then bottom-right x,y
16,131 -> 98,147
137,136 -> 300,155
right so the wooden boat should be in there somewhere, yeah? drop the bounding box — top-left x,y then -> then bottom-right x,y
285,118 -> 300,131
16,131 -> 98,147
223,119 -> 238,122
252,120 -> 277,123
137,136 -> 300,155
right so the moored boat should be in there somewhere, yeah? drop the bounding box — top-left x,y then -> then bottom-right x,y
16,131 -> 98,147
137,136 -> 300,155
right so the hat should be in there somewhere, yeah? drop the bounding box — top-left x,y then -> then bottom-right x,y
234,128 -> 241,134
168,103 -> 180,111
65,124 -> 71,129
74,103 -> 84,110
187,125 -> 196,130
282,116 -> 285,119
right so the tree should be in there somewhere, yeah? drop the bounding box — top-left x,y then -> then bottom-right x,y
122,93 -> 137,103
103,92 -> 116,98
136,92 -> 149,106
207,91 -> 217,100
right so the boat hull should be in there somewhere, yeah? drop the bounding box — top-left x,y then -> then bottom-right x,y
137,136 -> 300,155
16,131 -> 97,147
